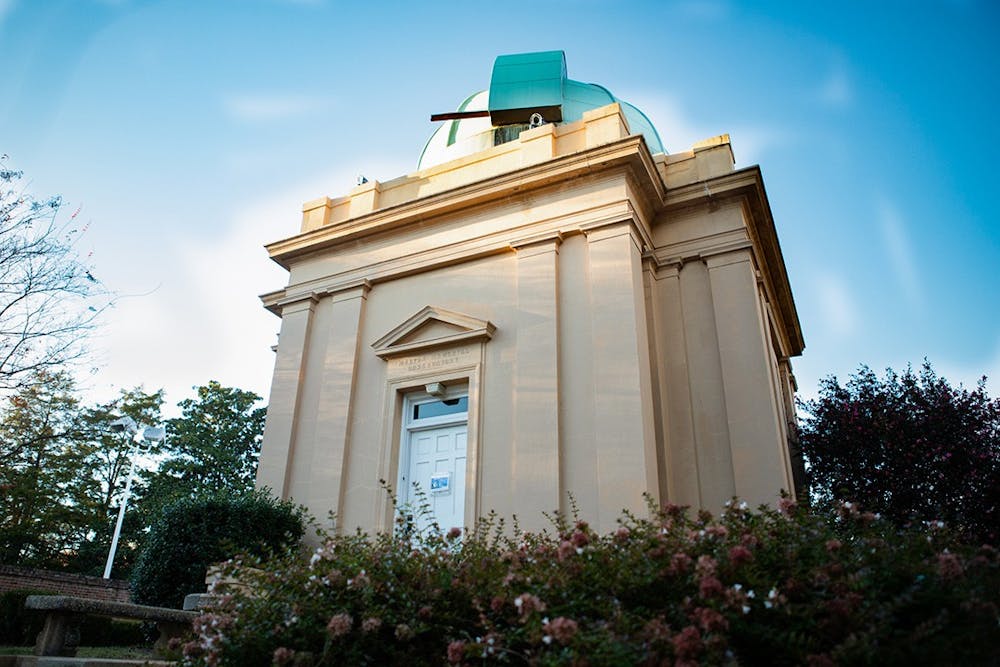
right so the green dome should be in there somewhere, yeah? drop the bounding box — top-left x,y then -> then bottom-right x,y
419,51 -> 665,170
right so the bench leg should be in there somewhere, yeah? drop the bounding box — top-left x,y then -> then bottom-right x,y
34,611 -> 82,657
154,620 -> 190,657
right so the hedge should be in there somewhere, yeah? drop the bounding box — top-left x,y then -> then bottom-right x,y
178,497 -> 999,666
130,491 -> 305,609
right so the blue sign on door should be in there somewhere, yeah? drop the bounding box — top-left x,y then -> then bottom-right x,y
430,472 -> 451,493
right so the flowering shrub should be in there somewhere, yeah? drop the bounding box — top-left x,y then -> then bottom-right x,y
181,499 -> 999,666
799,362 -> 1000,543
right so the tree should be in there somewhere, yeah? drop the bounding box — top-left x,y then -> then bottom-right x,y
0,156 -> 107,393
141,381 -> 266,516
130,491 -> 304,608
798,361 -> 1000,542
0,371 -> 88,567
0,372 -> 165,574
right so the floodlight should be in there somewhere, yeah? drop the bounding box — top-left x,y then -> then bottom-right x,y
142,426 -> 166,444
108,416 -> 138,435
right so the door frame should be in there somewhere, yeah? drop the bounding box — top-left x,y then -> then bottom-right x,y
396,386 -> 470,519
375,347 -> 485,535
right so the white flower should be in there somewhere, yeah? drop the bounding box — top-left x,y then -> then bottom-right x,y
733,583 -> 742,591
739,501 -> 748,510
768,587 -> 778,600
514,597 -> 523,609
542,635 -> 553,645
742,605 -> 751,614
747,590 -> 755,599
764,600 -> 773,609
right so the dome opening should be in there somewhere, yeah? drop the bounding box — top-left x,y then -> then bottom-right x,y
419,51 -> 665,170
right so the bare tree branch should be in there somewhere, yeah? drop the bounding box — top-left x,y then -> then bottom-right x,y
0,156 -> 112,393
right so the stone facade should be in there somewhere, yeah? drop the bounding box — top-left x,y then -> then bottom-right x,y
256,102 -> 804,536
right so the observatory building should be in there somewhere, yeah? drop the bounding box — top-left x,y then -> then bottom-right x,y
256,51 -> 805,535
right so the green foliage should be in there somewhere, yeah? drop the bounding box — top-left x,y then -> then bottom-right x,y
141,382 -> 266,520
0,589 -> 49,645
0,372 -> 90,568
130,491 -> 305,609
799,361 -> 1000,543
0,372 -> 163,574
180,499 -> 999,666
0,375 -> 267,579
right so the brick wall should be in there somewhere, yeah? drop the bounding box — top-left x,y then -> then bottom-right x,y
0,565 -> 130,603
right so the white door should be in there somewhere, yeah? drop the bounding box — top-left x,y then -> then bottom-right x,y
398,395 -> 468,535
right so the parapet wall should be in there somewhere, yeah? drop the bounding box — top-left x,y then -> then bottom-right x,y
0,565 -> 130,603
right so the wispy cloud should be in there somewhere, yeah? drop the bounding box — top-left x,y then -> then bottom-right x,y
0,0 -> 15,27
618,92 -> 789,164
222,93 -> 331,122
815,57 -> 853,109
91,159 -> 411,412
725,125 -> 792,167
877,197 -> 922,312
815,273 -> 858,339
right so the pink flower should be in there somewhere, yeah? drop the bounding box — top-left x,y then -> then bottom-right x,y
570,529 -> 589,548
671,625 -> 703,661
182,641 -> 203,658
825,539 -> 842,553
614,526 -> 631,542
696,554 -> 717,577
557,540 -> 575,561
699,575 -> 725,599
693,606 -> 728,633
327,612 -> 352,638
446,526 -> 462,540
778,497 -> 796,515
937,552 -> 964,579
447,640 -> 466,663
544,616 -> 579,644
395,623 -> 414,641
643,616 -> 672,642
361,617 -> 382,633
705,524 -> 728,538
513,592 -> 546,618
349,570 -> 370,589
272,647 -> 295,665
729,545 -> 753,566
669,552 -> 692,575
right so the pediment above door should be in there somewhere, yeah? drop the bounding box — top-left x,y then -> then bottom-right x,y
372,305 -> 496,359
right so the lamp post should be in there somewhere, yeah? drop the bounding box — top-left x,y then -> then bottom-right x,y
102,417 -> 166,579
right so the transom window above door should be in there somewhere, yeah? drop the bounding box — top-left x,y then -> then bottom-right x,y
412,396 -> 468,421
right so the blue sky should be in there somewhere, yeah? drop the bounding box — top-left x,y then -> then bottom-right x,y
1,0 -> 997,411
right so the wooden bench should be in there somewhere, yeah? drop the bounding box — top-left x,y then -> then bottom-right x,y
24,595 -> 196,658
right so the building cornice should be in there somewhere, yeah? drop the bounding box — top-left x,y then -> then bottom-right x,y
265,135 -> 663,270
663,166 -> 804,356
